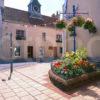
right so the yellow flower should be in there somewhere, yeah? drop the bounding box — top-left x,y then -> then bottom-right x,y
65,52 -> 70,57
86,18 -> 93,22
71,51 -> 75,56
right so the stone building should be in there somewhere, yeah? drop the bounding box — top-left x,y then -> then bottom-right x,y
0,0 -> 63,61
0,0 -> 4,58
0,0 -> 4,35
63,0 -> 100,57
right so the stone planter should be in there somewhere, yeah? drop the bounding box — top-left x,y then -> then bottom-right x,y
49,69 -> 100,91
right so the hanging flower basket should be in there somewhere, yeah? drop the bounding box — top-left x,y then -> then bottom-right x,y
55,17 -> 97,36
84,20 -> 93,29
84,18 -> 97,33
84,18 -> 94,29
67,23 -> 74,32
76,16 -> 85,27
72,17 -> 78,26
56,20 -> 67,29
72,16 -> 85,27
89,26 -> 97,33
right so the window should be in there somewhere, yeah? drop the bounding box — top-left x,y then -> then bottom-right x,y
16,30 -> 26,40
56,34 -> 62,42
14,46 -> 20,56
59,47 -> 63,53
1,7 -> 4,20
42,32 -> 46,41
49,46 -> 53,50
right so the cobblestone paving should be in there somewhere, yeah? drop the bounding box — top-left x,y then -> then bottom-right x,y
0,63 -> 100,100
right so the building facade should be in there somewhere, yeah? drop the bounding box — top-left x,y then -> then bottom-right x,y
0,0 -> 63,61
0,0 -> 4,58
0,0 -> 4,35
63,0 -> 100,57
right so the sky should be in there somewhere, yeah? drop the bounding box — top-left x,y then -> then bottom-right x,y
4,0 -> 64,16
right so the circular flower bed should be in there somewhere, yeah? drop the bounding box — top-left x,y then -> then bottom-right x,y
49,48 -> 100,91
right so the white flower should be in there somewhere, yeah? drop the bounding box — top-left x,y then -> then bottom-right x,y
86,18 -> 93,22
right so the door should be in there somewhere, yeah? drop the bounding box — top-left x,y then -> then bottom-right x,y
39,47 -> 45,58
53,47 -> 57,58
27,46 -> 33,58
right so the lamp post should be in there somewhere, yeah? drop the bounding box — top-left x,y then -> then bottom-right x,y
61,1 -> 88,53
1,32 -> 13,81
73,5 -> 76,52
8,33 -> 13,80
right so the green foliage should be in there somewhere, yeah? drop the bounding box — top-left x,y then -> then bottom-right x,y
72,16 -> 85,27
56,16 -> 97,36
52,48 -> 96,80
56,20 -> 66,29
84,20 -> 93,29
83,19 -> 97,34
76,16 -> 85,27
89,26 -> 97,33
67,24 -> 74,32
76,48 -> 88,60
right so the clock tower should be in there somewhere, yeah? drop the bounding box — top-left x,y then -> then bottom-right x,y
28,0 -> 42,19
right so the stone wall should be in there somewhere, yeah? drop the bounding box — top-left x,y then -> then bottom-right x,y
0,0 -> 4,58
1,21 -> 62,60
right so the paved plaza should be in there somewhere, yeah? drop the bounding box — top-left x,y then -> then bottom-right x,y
0,62 -> 100,100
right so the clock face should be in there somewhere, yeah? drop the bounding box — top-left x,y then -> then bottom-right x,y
33,6 -> 39,12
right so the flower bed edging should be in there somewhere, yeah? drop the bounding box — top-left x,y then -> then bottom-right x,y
49,69 -> 100,91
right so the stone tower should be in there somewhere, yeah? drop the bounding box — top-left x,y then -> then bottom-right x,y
28,0 -> 42,19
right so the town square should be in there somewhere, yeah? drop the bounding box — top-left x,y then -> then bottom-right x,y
0,0 -> 100,100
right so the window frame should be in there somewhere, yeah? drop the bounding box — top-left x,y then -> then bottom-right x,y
59,47 -> 63,54
14,46 -> 21,57
56,34 -> 62,42
16,29 -> 26,40
42,32 -> 46,41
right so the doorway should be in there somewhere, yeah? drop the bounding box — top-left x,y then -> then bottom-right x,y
53,47 -> 57,58
27,46 -> 33,58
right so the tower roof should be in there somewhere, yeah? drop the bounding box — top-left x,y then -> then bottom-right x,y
28,0 -> 41,6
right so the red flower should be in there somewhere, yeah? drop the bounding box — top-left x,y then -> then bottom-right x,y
54,62 -> 62,68
63,66 -> 68,72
